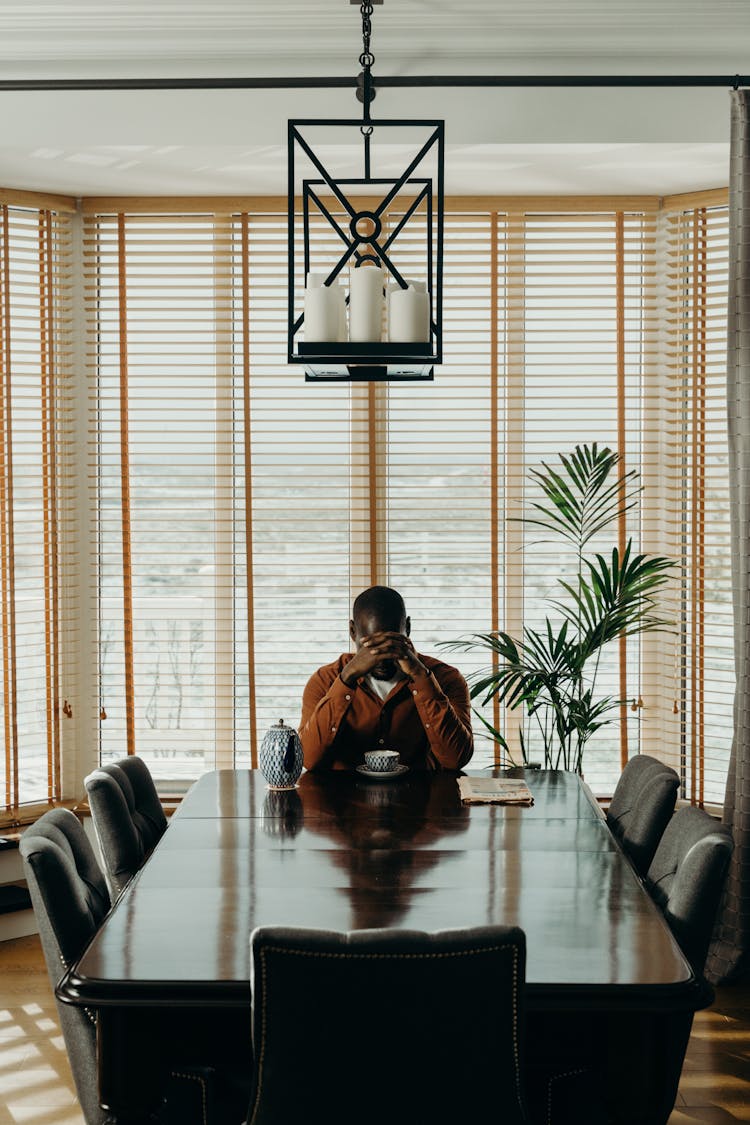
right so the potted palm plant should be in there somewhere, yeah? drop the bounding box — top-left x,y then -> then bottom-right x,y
446,443 -> 673,773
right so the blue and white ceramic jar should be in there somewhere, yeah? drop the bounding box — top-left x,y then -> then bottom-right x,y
259,719 -> 304,790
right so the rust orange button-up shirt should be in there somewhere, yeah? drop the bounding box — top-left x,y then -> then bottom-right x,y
299,653 -> 474,771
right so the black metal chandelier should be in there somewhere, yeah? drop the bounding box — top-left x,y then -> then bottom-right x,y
287,0 -> 444,381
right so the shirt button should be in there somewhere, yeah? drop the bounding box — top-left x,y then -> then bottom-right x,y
378,739 -> 384,745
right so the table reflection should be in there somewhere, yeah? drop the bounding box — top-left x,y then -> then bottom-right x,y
295,771 -> 470,927
261,788 -> 304,839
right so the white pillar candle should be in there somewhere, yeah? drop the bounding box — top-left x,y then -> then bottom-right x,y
348,266 -> 384,343
388,280 -> 430,343
304,276 -> 340,342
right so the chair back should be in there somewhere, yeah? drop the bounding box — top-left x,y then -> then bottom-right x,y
606,754 -> 679,874
646,805 -> 734,975
20,809 -> 111,1125
84,755 -> 167,896
247,924 -> 527,1125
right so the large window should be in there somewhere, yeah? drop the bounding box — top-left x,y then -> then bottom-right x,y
0,188 -> 732,821
0,197 -> 74,818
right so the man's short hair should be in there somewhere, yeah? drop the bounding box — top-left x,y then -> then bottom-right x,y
352,585 -> 406,627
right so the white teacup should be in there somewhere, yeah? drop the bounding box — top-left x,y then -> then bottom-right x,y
364,749 -> 400,773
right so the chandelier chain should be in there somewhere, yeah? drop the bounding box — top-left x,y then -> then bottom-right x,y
359,2 -> 375,71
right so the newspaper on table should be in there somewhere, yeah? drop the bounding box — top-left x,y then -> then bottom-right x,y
457,775 -> 535,806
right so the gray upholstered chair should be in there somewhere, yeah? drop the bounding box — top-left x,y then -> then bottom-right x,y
645,804 -> 734,975
599,806 -> 734,1125
247,924 -> 527,1125
605,753 -> 680,875
20,809 -> 113,1125
84,755 -> 167,897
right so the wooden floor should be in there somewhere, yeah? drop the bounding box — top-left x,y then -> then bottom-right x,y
0,934 -> 748,1124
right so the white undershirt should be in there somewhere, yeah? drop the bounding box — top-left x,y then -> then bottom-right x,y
366,673 -> 404,701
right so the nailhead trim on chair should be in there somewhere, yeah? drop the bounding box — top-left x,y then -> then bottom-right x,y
546,1067 -> 587,1125
57,950 -> 96,1027
170,1070 -> 208,1125
248,942 -> 522,1125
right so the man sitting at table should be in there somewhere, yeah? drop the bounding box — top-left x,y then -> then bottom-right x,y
300,585 -> 473,771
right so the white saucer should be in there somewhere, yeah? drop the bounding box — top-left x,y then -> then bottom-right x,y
355,763 -> 409,781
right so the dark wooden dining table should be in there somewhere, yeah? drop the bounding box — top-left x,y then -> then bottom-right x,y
58,767 -> 700,1119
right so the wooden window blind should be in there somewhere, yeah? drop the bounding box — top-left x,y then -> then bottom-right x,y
651,200 -> 731,807
0,198 -> 74,820
80,193 -> 731,802
87,212 -> 245,777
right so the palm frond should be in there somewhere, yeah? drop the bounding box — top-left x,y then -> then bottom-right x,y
470,708 -> 524,767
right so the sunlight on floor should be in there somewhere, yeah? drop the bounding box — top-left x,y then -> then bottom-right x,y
0,938 -> 83,1125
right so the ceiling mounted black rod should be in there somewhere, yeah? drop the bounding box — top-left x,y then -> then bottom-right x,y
380,74 -> 750,89
0,74 -> 747,93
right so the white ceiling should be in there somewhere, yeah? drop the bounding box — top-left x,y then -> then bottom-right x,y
0,0 -> 747,196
